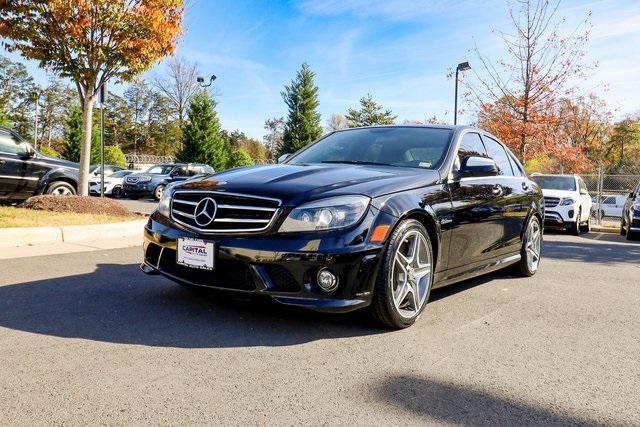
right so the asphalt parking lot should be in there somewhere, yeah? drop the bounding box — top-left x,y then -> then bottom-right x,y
0,232 -> 638,424
116,198 -> 157,215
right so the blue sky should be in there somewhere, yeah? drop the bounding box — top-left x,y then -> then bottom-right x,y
2,0 -> 639,139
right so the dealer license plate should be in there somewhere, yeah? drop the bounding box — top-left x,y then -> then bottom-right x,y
176,237 -> 215,270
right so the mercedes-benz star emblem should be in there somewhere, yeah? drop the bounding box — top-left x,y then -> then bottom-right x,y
193,197 -> 217,227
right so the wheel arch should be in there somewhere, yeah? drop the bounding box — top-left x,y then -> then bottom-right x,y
396,208 -> 441,271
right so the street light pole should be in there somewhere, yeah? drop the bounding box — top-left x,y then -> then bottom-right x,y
33,89 -> 41,148
454,62 -> 470,125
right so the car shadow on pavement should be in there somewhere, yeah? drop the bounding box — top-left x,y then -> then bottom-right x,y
0,263 -> 384,348
376,374 -> 597,425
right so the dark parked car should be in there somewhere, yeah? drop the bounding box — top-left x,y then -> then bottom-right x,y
0,126 -> 78,200
123,163 -> 214,200
621,180 -> 640,240
141,125 -> 543,329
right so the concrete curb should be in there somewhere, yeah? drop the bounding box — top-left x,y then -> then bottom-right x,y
591,226 -> 621,233
0,219 -> 147,248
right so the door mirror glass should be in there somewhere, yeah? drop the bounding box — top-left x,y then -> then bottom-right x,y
580,188 -> 588,195
278,153 -> 290,163
459,156 -> 499,177
24,145 -> 36,158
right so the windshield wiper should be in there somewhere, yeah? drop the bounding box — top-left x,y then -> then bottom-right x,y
321,160 -> 396,167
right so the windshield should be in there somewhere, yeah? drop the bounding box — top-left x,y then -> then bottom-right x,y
532,176 -> 576,191
287,127 -> 453,169
110,170 -> 132,178
146,165 -> 174,175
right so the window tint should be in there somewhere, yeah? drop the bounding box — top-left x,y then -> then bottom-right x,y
506,151 -> 525,176
483,136 -> 513,176
604,196 -> 615,204
458,132 -> 487,161
288,127 -> 453,170
173,166 -> 189,176
0,133 -> 26,155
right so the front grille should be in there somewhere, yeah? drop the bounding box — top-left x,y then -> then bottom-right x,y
170,190 -> 281,233
158,248 -> 255,291
543,196 -> 560,208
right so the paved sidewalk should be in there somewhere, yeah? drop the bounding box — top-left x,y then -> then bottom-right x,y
0,235 -> 142,260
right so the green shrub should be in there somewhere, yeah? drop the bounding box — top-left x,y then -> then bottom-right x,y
103,145 -> 127,168
227,148 -> 254,169
38,146 -> 59,158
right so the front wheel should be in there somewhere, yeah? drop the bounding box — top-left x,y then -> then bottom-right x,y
569,208 -> 581,235
111,186 -> 123,199
514,215 -> 542,277
369,219 -> 434,329
579,213 -> 591,233
154,184 -> 165,201
46,181 -> 76,196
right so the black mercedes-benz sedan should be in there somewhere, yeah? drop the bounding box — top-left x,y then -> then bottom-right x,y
141,125 -> 543,328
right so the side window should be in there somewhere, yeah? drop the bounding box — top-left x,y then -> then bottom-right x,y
483,136 -> 514,176
507,151 -> 525,176
0,133 -> 27,155
173,166 -> 189,176
604,196 -> 615,204
457,132 -> 487,164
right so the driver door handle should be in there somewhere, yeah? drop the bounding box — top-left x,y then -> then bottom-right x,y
0,159 -> 5,165
522,181 -> 529,190
492,184 -> 503,196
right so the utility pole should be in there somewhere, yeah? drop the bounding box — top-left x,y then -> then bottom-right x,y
621,135 -> 625,163
33,90 -> 41,149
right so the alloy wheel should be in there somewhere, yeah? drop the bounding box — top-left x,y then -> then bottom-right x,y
391,230 -> 432,319
525,219 -> 542,272
51,186 -> 72,196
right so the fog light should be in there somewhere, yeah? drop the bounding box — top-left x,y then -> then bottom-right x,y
568,209 -> 574,218
317,268 -> 338,292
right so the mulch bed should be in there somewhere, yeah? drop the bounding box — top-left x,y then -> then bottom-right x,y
19,195 -> 136,217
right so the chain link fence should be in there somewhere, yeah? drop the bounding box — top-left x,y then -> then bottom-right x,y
581,168 -> 640,227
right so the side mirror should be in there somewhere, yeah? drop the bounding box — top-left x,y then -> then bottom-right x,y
580,188 -> 588,195
277,153 -> 291,163
24,146 -> 36,158
459,156 -> 499,177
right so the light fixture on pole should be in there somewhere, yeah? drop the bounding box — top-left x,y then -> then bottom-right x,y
454,61 -> 470,125
197,74 -> 217,88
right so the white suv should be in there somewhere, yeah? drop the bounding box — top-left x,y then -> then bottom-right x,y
531,174 -> 592,235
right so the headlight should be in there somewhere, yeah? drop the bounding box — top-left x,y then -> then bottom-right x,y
157,188 -> 174,217
279,195 -> 370,232
559,197 -> 576,206
633,203 -> 640,216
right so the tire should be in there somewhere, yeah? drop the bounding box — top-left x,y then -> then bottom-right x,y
579,212 -> 591,233
514,216 -> 542,277
111,186 -> 123,199
46,181 -> 76,196
621,217 -> 627,236
369,219 -> 434,329
569,208 -> 581,235
153,184 -> 165,201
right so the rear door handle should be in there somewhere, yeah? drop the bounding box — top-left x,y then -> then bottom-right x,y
492,184 -> 503,196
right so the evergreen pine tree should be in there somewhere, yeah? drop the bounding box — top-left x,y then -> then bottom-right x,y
279,63 -> 322,156
177,92 -> 229,171
346,94 -> 396,127
62,106 -> 100,163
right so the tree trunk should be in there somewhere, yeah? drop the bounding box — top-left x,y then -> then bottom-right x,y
78,96 -> 96,196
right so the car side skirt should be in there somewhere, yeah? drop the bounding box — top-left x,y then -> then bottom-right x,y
434,252 -> 521,289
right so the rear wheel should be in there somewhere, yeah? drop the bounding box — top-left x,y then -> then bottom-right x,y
514,215 -> 542,277
370,219 -> 434,329
46,181 -> 76,196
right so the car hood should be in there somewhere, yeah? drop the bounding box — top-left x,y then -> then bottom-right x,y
541,189 -> 577,199
174,163 -> 441,205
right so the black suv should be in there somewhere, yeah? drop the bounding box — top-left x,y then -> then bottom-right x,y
621,180 -> 640,240
141,126 -> 543,329
0,127 -> 78,201
123,163 -> 214,200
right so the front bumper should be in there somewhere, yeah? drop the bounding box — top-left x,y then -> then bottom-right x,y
543,205 -> 577,228
141,211 -> 387,313
124,183 -> 153,197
